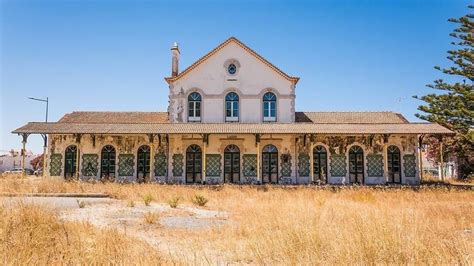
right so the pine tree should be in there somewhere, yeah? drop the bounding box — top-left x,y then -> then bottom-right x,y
414,5 -> 474,179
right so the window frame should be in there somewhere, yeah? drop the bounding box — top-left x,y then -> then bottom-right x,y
262,92 -> 277,122
188,92 -> 202,122
225,92 -> 239,122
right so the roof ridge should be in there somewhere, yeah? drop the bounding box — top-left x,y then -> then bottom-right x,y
297,111 -> 400,113
69,111 -> 167,113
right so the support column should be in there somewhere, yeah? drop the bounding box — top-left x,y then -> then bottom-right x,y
149,134 -> 155,182
439,136 -> 444,182
418,134 -> 425,183
255,134 -> 261,183
20,133 -> 29,177
202,134 -> 209,184
295,137 -> 298,184
202,145 -> 207,184
41,134 -> 48,178
166,134 -> 171,183
75,134 -> 82,179
310,141 -> 315,183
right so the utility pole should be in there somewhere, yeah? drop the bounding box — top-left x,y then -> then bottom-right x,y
28,97 -> 49,177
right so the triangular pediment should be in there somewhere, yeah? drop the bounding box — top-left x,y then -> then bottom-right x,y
164,37 -> 299,84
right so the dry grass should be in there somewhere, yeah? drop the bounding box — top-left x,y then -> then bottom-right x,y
0,177 -> 473,264
143,211 -> 159,224
0,202 -> 166,264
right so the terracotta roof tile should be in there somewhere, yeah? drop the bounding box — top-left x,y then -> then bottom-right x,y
58,112 -> 169,124
295,112 -> 408,124
58,111 -> 407,124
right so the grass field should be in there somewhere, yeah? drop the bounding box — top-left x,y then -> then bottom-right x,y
1,176 -> 473,264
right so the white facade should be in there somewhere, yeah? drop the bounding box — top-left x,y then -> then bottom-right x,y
167,39 -> 297,124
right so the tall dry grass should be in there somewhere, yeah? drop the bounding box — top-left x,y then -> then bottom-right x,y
0,177 -> 473,264
0,202 -> 166,264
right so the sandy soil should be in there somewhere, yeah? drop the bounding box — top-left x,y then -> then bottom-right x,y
3,196 -> 231,262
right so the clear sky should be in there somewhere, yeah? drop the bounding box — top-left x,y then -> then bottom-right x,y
0,0 -> 470,154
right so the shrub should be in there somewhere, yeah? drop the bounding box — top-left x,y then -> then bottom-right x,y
192,194 -> 208,207
127,200 -> 135,207
167,196 -> 181,208
142,212 -> 158,224
143,194 -> 153,206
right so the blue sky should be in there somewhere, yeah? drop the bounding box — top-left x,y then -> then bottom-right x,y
0,0 -> 470,153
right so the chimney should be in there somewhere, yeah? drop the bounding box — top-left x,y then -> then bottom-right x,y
171,42 -> 180,77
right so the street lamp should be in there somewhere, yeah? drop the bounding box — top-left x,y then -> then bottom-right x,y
28,97 -> 49,177
28,97 -> 48,122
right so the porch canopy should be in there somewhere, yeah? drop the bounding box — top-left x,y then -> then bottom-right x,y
13,121 -> 452,135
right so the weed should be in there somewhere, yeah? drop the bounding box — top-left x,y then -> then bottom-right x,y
143,194 -> 153,206
167,196 -> 181,208
143,212 -> 158,224
192,194 -> 208,207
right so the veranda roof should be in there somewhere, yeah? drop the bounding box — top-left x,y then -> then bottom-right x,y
12,121 -> 452,135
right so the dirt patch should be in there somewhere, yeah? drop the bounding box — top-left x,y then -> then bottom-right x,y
58,198 -> 229,260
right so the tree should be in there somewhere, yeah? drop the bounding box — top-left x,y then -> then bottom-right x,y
414,5 -> 474,179
30,154 -> 44,170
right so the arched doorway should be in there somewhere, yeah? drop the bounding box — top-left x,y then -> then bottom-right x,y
262,144 -> 278,184
186,145 -> 202,183
224,145 -> 240,183
64,145 -> 77,179
101,145 -> 116,181
313,145 -> 327,182
349,146 -> 364,184
387,145 -> 401,183
137,145 -> 151,182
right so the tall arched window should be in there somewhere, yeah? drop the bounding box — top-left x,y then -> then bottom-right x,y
224,145 -> 240,183
225,92 -> 239,122
263,92 -> 277,122
349,146 -> 364,184
186,145 -> 202,183
101,145 -> 116,181
313,145 -> 327,182
387,145 -> 401,184
188,92 -> 202,122
262,144 -> 278,183
137,145 -> 151,182
64,145 -> 77,179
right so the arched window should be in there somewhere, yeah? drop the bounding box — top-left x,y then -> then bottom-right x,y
262,144 -> 278,183
313,145 -> 327,182
188,92 -> 202,122
224,145 -> 240,183
263,92 -> 277,122
64,145 -> 77,179
186,145 -> 202,183
387,145 -> 401,184
137,145 -> 151,182
349,146 -> 364,184
101,145 -> 116,181
225,92 -> 239,122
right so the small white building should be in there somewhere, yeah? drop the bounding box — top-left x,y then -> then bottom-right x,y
13,37 -> 452,184
0,150 -> 37,173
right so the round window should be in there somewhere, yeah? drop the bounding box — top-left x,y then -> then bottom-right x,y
228,63 -> 237,75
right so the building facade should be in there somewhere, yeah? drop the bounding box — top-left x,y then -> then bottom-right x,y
13,37 -> 452,185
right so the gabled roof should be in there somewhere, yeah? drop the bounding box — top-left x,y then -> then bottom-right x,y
295,112 -> 409,124
56,111 -> 408,124
164,37 -> 300,84
59,112 -> 169,124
